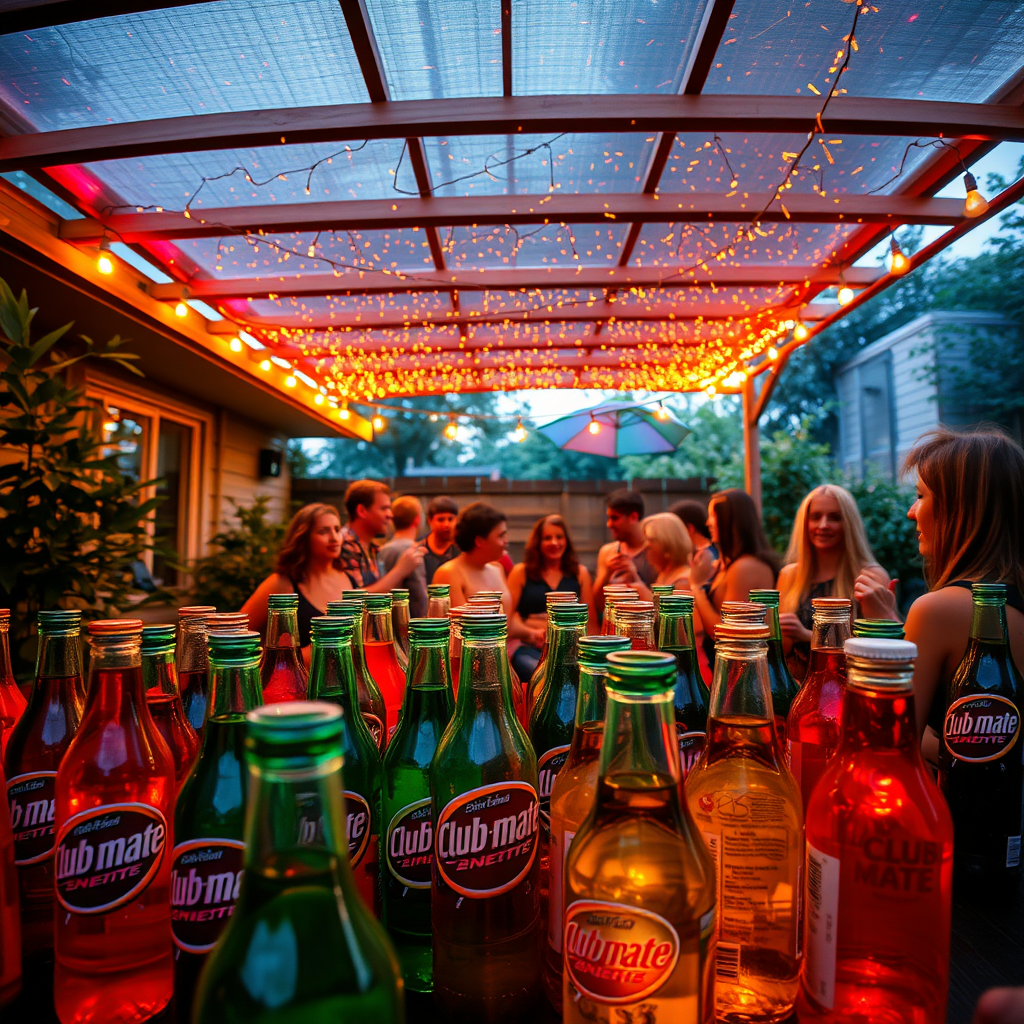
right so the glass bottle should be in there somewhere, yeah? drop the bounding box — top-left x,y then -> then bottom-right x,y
307,616 -> 382,914
172,630 -> 261,1015
206,612 -> 249,634
391,589 -> 411,669
430,612 -> 541,1022
601,588 -> 638,636
381,617 -> 454,994
525,591 -> 579,717
142,624 -> 198,788
427,583 -> 450,619
0,610 -> 26,757
326,601 -> 387,751
564,650 -> 717,1024
5,609 -> 83,964
543,634 -> 630,1011
852,619 -> 905,639
615,600 -> 656,650
259,594 -> 307,704
660,593 -> 711,779
0,751 -> 20,1009
193,702 -> 404,1023
800,638 -> 952,1024
720,600 -> 768,625
651,584 -> 675,629
785,597 -> 853,815
685,621 -> 803,1024
939,582 -> 1024,885
363,594 -> 407,744
750,589 -> 802,746
54,619 -> 176,1024
177,606 -> 216,736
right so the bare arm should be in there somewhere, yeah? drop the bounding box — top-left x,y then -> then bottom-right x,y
776,563 -> 811,645
433,559 -> 467,610
367,544 -> 425,593
853,563 -> 900,621
592,543 -> 615,618
240,573 -> 292,637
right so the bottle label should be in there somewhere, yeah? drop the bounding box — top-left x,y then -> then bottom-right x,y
538,745 -> 570,830
55,803 -> 167,914
170,839 -> 245,953
386,798 -> 433,888
805,842 -> 840,1010
345,791 -> 372,867
944,694 -> 1021,762
7,771 -> 57,865
564,900 -> 680,1004
548,828 -> 575,953
435,781 -> 539,897
676,728 -> 706,779
364,713 -> 385,751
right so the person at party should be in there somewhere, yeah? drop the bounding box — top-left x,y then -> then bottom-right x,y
432,501 -> 515,614
379,494 -> 429,616
420,495 -> 460,583
670,498 -> 719,584
593,488 -> 658,618
612,512 -> 693,599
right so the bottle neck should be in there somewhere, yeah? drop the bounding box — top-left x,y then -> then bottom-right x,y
811,615 -> 852,652
708,640 -> 773,720
209,656 -> 263,718
142,649 -> 179,697
575,666 -> 608,729
547,620 -> 584,674
616,614 -> 654,649
840,683 -> 919,754
36,632 -> 82,682
177,619 -> 210,671
970,599 -> 1009,644
366,608 -> 396,644
85,642 -> 145,721
409,640 -> 452,693
0,624 -> 14,681
455,635 -> 515,717
597,688 -> 678,793
266,609 -> 300,649
309,641 -> 356,707
659,611 -> 695,651
763,604 -> 783,643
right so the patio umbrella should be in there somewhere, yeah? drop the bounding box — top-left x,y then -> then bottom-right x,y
537,400 -> 690,458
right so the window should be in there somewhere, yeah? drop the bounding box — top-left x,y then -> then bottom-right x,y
859,354 -> 895,479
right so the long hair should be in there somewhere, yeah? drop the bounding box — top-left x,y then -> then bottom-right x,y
904,426 -> 1024,592
275,503 -> 343,584
710,489 -> 777,576
523,514 -> 580,580
643,513 -> 693,570
780,485 -> 878,614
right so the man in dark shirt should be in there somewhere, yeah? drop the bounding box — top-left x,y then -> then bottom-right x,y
340,479 -> 423,590
420,495 -> 460,584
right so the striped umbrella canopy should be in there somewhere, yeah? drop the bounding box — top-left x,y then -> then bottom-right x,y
537,400 -> 691,458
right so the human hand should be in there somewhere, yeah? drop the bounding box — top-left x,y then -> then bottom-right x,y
853,570 -> 899,621
608,553 -> 640,582
779,612 -> 812,644
973,987 -> 1024,1024
395,544 -> 425,576
528,628 -> 546,648
687,550 -> 715,588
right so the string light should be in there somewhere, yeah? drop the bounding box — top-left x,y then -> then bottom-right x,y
888,234 -> 910,275
371,414 -> 386,432
96,237 -> 114,275
512,417 -> 528,443
793,320 -> 809,342
339,402 -> 351,421
962,171 -> 989,218
654,402 -> 669,421
837,277 -> 854,306
428,413 -> 440,422
705,385 -> 717,397
229,337 -> 243,352
314,393 -> 325,405
259,359 -> 272,371
174,301 -> 188,317
285,375 -> 297,388
767,346 -> 778,361
587,413 -> 602,435
444,416 -> 460,441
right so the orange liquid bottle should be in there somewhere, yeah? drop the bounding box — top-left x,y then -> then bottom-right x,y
364,594 -> 406,743
614,600 -> 655,650
800,638 -> 953,1023
786,597 -> 852,815
0,610 -> 27,757
259,594 -> 308,704
142,624 -> 198,788
53,619 -> 176,1024
0,746 -> 22,1008
176,605 -> 216,737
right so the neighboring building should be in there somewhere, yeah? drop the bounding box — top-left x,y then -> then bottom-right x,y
835,311 -> 1015,479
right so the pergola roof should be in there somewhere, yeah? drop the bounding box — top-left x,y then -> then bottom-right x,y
1,0 -> 1023,435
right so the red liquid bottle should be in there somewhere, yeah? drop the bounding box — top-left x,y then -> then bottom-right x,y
327,600 -> 388,750
177,605 -> 216,737
259,594 -> 307,704
786,597 -> 852,815
364,594 -> 406,743
4,609 -> 83,966
0,609 -> 27,757
800,638 -> 953,1023
142,624 -> 198,788
0,747 -> 22,1008
53,619 -> 176,1024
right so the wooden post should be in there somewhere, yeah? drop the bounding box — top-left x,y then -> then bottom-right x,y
742,377 -> 762,514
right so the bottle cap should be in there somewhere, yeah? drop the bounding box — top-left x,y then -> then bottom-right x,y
651,585 -> 675,595
178,605 -> 216,619
208,630 -> 262,657
659,593 -> 694,613
206,611 -> 249,631
545,591 -> 578,606
579,635 -> 632,669
852,618 -> 905,638
391,589 -> 409,602
714,622 -> 770,642
845,638 -> 918,662
475,590 -> 503,600
811,597 -> 852,611
0,609 -> 8,625
749,589 -> 781,608
365,593 -> 392,612
347,589 -> 369,598
140,624 -> 176,653
721,601 -> 768,622
616,602 -> 654,621
409,617 -> 450,641
459,612 -> 507,640
246,701 -> 344,752
971,582 -> 1007,603
310,616 -> 352,643
88,618 -> 144,637
428,584 -> 450,597
605,650 -> 676,696
550,602 -> 589,625
37,609 -> 82,634
267,594 -> 299,610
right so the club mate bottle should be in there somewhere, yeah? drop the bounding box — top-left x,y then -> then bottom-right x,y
430,612 -> 541,1022
786,597 -> 852,814
307,615 -> 382,913
54,619 -> 176,1024
660,593 -> 710,780
852,619 -> 905,639
750,590 -> 801,745
0,749 -> 21,1008
193,702 -> 404,1023
364,594 -> 407,743
0,610 -> 26,756
142,624 -> 198,787
686,621 -> 803,1024
4,609 -> 82,965
651,584 -> 675,635
381,617 -> 454,993
177,606 -> 217,736
325,601 -> 387,751
172,630 -> 263,1016
564,650 -> 717,1024
391,589 -> 411,668
260,595 -> 307,704
525,591 -> 580,715
543,634 -> 630,1011
427,584 -> 451,619
800,638 -> 952,1024
940,582 -> 1024,885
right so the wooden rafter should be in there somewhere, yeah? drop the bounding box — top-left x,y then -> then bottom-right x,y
0,0 -> 217,33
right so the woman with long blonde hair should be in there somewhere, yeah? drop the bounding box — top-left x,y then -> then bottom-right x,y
777,484 -> 893,677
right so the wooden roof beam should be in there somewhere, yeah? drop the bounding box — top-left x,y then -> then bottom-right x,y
0,0 -> 219,33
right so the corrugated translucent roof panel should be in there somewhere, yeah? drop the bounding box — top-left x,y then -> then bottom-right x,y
457,288 -> 606,314
0,0 -> 367,132
705,0 -> 1024,103
611,284 -> 799,317
363,0 -> 501,100
237,293 -> 455,325
512,0 -> 710,95
444,223 -> 629,269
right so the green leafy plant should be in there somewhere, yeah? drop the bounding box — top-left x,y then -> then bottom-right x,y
188,496 -> 286,611
0,278 -> 159,674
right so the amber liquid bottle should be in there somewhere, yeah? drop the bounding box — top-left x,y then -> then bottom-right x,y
4,609 -> 82,965
686,621 -> 803,1024
260,594 -> 308,704
0,610 -> 26,757
786,597 -> 852,815
0,750 -> 22,1008
427,583 -> 451,619
177,605 -> 216,737
564,649 -> 717,1024
53,619 -> 176,1024
800,638 -> 952,1023
661,593 -> 710,779
391,588 -> 411,668
364,594 -> 408,743
543,634 -> 630,1012
749,590 -> 801,745
142,624 -> 198,788
615,600 -> 656,650
430,612 -> 541,1023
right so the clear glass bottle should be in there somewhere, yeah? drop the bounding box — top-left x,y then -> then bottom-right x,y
430,612 -> 541,1022
785,597 -> 853,815
660,593 -> 710,779
259,594 -> 307,704
564,650 -> 717,1024
852,619 -> 905,639
800,638 -> 952,1024
193,702 -> 404,1023
177,605 -> 216,736
686,621 -> 803,1024
427,583 -> 451,619
720,600 -> 768,625
524,591 -> 578,718
615,600 -> 656,650
0,750 -> 20,1008
327,598 -> 387,751
206,612 -> 249,633
651,584 -> 675,633
381,617 -> 454,993
601,589 -> 638,636
750,589 -> 802,747
391,589 -> 411,668
142,624 -> 198,788
0,609 -> 26,756
364,594 -> 407,744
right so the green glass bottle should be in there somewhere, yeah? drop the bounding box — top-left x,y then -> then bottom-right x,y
381,618 -> 454,994
525,591 -> 580,717
430,612 -> 541,1022
391,589 -> 411,668
651,584 -> 675,641
852,618 -> 906,639
659,593 -> 711,778
173,630 -> 263,1016
142,624 -> 198,788
326,600 -> 386,750
194,702 -> 405,1023
750,588 -> 802,746
307,616 -> 382,914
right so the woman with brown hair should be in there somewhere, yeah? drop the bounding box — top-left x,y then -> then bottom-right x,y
896,427 -> 1024,762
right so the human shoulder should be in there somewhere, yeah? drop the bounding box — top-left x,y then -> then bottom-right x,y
728,554 -> 775,588
433,558 -> 457,583
507,563 -> 526,586
578,564 -> 593,586
777,562 -> 796,587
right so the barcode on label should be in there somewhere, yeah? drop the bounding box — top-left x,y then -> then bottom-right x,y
1008,836 -> 1021,868
716,942 -> 740,981
808,849 -> 823,908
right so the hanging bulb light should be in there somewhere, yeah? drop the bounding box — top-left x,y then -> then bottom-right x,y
96,237 -> 114,275
259,359 -> 272,371
174,301 -> 189,317
339,402 -> 351,421
444,416 -> 459,441
371,413 -> 386,432
587,413 -> 602,435
654,401 -> 669,421
285,375 -> 297,388
837,276 -> 854,306
767,346 -> 779,362
229,337 -> 243,352
793,320 -> 809,342
962,171 -> 989,218
512,417 -> 528,443
704,384 -> 717,397
314,393 -> 325,405
888,234 -> 910,275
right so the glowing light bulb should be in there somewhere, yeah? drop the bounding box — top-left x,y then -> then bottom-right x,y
428,413 -> 439,422
229,337 -> 243,352
96,238 -> 114,275
888,235 -> 910,275
705,385 -> 717,397
837,282 -> 854,306
372,414 -> 386,432
339,404 -> 351,421
444,418 -> 459,441
962,171 -> 989,218
285,375 -> 297,388
793,320 -> 809,342
767,346 -> 779,361
587,414 -> 601,435
102,420 -> 118,434
512,417 -> 527,443
174,301 -> 188,317
314,393 -> 325,405
654,402 -> 669,421
307,246 -> 316,258
260,359 -> 272,371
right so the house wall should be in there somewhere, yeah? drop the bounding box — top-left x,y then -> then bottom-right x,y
216,412 -> 291,537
